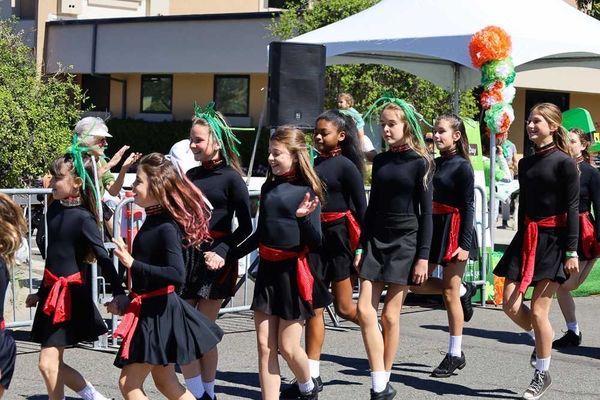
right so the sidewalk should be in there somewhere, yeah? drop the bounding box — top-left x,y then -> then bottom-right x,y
7,295 -> 600,399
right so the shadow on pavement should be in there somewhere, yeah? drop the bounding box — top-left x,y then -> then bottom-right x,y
420,324 -> 531,345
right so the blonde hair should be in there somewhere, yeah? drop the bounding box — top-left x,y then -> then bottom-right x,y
338,93 -> 355,107
0,193 -> 27,268
270,126 -> 325,202
530,103 -> 572,156
382,103 -> 434,187
191,116 -> 243,175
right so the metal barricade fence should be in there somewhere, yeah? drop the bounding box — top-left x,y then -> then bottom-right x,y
1,184 -> 490,346
0,188 -> 51,329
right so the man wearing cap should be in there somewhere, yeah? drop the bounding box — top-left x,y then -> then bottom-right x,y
74,117 -> 140,197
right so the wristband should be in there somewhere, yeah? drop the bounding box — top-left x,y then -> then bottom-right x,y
355,249 -> 363,255
565,251 -> 578,259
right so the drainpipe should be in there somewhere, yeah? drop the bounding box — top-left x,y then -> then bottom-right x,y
90,23 -> 127,119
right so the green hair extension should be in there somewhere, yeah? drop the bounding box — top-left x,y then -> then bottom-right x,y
193,101 -> 243,165
363,94 -> 430,145
66,133 -> 99,201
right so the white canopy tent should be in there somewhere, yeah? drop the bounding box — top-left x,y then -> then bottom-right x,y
289,0 -> 600,251
290,0 -> 600,110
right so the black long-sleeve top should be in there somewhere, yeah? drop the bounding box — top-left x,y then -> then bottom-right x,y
315,155 -> 367,227
186,164 -> 252,259
517,146 -> 579,251
578,160 -> 600,240
37,202 -> 124,299
0,259 -> 8,324
130,212 -> 186,293
433,154 -> 475,250
236,177 -> 322,257
363,150 -> 433,259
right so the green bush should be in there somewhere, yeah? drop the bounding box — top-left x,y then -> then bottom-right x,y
0,18 -> 85,188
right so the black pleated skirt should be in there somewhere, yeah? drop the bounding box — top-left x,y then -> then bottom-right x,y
359,213 -> 419,285
30,282 -> 108,347
252,256 -> 332,321
181,246 -> 238,300
0,330 -> 16,389
429,214 -> 479,266
313,218 -> 356,285
493,228 -> 568,285
114,292 -> 223,367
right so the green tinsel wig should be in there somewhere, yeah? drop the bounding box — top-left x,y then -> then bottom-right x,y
363,94 -> 429,145
193,101 -> 242,165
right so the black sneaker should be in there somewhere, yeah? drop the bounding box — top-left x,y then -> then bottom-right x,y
552,330 -> 582,349
370,383 -> 397,400
280,376 -> 323,399
296,378 -> 320,400
460,283 -> 476,322
522,370 -> 552,399
530,349 -> 536,369
431,352 -> 466,378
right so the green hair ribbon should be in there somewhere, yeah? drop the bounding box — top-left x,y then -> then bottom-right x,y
363,94 -> 431,146
66,133 -> 99,201
194,101 -> 251,165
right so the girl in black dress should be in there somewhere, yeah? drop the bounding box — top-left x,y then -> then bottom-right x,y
0,193 -> 27,397
180,103 -> 252,400
493,103 -> 579,400
411,115 -> 476,377
110,153 -> 223,400
236,126 -> 329,400
26,152 -> 127,400
281,110 -> 366,398
553,129 -> 600,349
357,97 -> 433,400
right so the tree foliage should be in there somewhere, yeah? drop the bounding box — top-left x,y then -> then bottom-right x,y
269,0 -> 479,123
0,18 -> 84,188
577,0 -> 600,19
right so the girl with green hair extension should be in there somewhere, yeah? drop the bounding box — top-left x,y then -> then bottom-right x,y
180,102 -> 253,400
356,95 -> 434,399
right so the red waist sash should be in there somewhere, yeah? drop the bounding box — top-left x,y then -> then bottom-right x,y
42,269 -> 84,324
114,285 -> 175,360
579,212 -> 600,259
520,214 -> 567,293
432,202 -> 461,263
321,211 -> 361,251
259,244 -> 313,306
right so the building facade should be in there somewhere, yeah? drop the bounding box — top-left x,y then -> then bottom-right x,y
2,0 -> 600,153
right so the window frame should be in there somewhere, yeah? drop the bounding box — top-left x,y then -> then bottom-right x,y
140,74 -> 173,114
213,74 -> 250,117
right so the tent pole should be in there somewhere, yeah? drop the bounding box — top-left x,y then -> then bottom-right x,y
452,63 -> 460,114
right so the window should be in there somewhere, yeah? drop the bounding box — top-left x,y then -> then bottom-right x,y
82,74 -> 110,112
214,75 -> 250,117
141,75 -> 172,114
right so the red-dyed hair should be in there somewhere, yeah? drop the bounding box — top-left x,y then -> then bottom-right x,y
138,153 -> 210,247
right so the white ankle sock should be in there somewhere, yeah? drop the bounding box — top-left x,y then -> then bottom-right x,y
202,380 -> 216,399
448,335 -> 462,357
185,375 -> 205,398
371,371 -> 388,393
535,356 -> 551,372
566,321 -> 580,335
459,284 -> 467,297
308,359 -> 320,378
386,370 -> 391,382
77,382 -> 109,400
298,378 -> 315,394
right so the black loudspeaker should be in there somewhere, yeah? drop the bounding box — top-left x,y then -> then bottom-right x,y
268,42 -> 326,129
